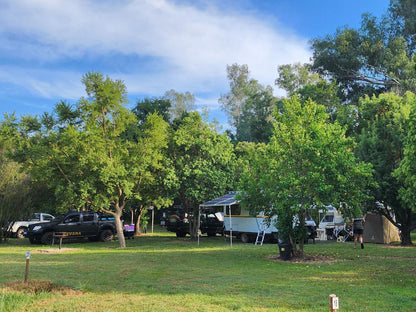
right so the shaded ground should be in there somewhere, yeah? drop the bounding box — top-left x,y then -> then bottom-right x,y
268,253 -> 337,263
32,248 -> 79,254
2,280 -> 82,295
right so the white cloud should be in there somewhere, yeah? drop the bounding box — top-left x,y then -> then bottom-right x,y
0,66 -> 84,99
0,0 -> 310,112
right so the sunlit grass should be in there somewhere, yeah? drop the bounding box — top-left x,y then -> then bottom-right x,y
0,227 -> 415,311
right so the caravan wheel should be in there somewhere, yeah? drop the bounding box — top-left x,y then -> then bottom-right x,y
240,233 -> 250,243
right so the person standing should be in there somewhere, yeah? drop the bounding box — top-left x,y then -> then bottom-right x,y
353,216 -> 365,249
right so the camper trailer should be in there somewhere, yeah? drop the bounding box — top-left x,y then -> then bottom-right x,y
223,208 -> 278,243
318,206 -> 345,240
319,206 -> 345,230
200,192 -> 316,244
199,192 -> 278,243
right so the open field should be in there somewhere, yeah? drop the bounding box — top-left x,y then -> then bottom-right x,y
1,228 -> 415,312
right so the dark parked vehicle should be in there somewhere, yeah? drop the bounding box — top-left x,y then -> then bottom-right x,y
27,211 -> 116,245
164,207 -> 224,237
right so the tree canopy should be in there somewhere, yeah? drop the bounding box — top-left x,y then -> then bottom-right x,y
311,13 -> 416,102
220,63 -> 277,143
170,112 -> 236,237
239,97 -> 374,254
357,92 -> 415,244
0,72 -> 171,248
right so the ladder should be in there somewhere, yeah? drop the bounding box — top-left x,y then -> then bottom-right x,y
255,230 -> 265,245
255,215 -> 266,246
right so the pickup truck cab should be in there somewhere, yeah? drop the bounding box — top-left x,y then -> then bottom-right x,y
8,213 -> 55,239
27,211 -> 116,245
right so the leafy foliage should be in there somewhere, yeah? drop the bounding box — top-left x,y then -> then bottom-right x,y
388,0 -> 416,54
163,89 -> 195,122
357,92 -> 415,244
0,72 -> 171,248
239,97 -> 374,254
170,112 -> 236,237
220,63 -> 277,143
311,14 -> 416,102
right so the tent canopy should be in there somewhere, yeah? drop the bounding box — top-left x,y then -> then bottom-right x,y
200,192 -> 240,207
363,213 -> 400,244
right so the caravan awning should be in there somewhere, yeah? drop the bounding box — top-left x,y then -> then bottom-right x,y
200,192 -> 240,207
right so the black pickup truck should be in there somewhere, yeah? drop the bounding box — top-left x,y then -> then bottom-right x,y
27,211 -> 116,245
164,207 -> 224,237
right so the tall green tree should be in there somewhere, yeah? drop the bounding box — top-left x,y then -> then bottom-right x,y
170,112 -> 236,238
311,14 -> 416,102
132,97 -> 171,125
276,63 -> 350,127
0,145 -> 31,241
0,72 -> 170,248
237,85 -> 277,143
393,95 -> 416,244
388,0 -> 416,54
220,63 -> 277,143
276,63 -> 321,95
163,89 -> 195,122
239,97 -> 374,255
219,64 -> 250,135
357,92 -> 415,245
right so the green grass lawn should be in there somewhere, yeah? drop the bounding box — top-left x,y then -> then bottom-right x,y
0,228 -> 415,312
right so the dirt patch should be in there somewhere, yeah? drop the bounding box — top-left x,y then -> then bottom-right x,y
2,280 -> 82,295
385,244 -> 416,248
268,253 -> 337,264
32,248 -> 79,254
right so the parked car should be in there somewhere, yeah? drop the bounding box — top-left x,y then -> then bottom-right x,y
27,211 -> 116,245
8,213 -> 55,239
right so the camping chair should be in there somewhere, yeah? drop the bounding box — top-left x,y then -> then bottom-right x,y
335,224 -> 353,242
332,223 -> 349,242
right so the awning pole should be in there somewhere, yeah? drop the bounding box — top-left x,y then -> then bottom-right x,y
230,204 -> 232,247
198,205 -> 201,246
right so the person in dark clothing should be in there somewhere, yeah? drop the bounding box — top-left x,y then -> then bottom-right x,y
353,217 -> 365,249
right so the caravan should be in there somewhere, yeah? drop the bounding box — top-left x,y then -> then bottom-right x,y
223,207 -> 278,243
200,192 -> 316,244
318,206 -> 345,230
199,192 -> 276,243
318,206 -> 346,240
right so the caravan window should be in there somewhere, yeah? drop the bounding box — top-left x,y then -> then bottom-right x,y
225,204 -> 241,216
322,215 -> 334,223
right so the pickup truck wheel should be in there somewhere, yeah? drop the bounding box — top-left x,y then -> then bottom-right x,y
41,232 -> 54,245
100,229 -> 114,242
176,231 -> 187,237
16,227 -> 27,239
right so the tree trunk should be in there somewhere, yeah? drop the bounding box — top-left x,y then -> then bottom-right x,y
114,215 -> 126,248
135,214 -> 142,236
189,210 -> 199,240
297,209 -> 306,256
400,227 -> 413,246
107,203 -> 126,249
134,205 -> 144,236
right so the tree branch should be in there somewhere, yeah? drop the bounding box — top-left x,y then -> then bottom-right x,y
48,155 -> 72,184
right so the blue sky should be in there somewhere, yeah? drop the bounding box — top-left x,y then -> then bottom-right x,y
0,0 -> 390,128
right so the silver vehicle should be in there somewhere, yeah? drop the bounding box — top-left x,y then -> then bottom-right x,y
8,213 -> 55,238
